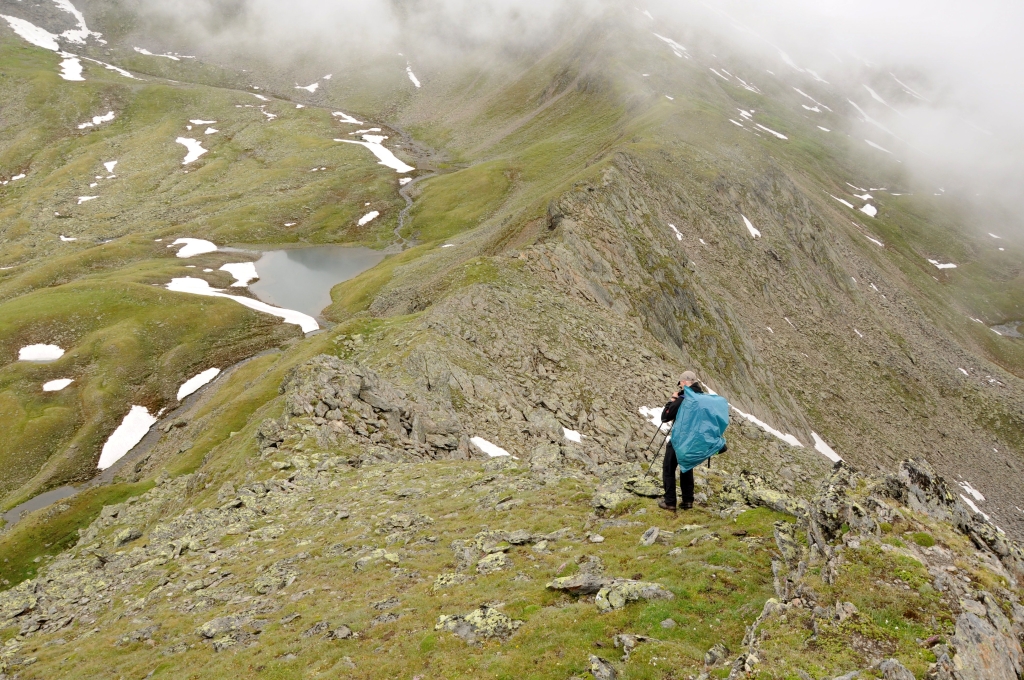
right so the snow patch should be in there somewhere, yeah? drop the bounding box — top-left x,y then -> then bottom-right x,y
295,82 -> 319,93
988,233 -> 1001,239
755,123 -> 788,140
166,277 -> 319,333
959,481 -> 985,502
731,405 -> 804,447
960,494 -> 990,520
406,65 -> 421,88
860,204 -> 878,217
399,177 -> 412,186
811,432 -> 842,462
60,234 -> 77,242
336,135 -> 414,173
170,238 -> 217,258
865,139 -> 892,154
817,126 -> 831,132
830,194 -> 855,209
77,111 -> 115,129
638,406 -> 670,432
562,427 -> 583,443
205,127 -> 218,135
43,378 -> 74,392
927,259 -> 957,270
864,234 -> 884,247
668,223 -> 682,241
59,55 -> 84,81
19,344 -> 64,361
741,215 -> 761,238
103,161 -> 117,174
0,14 -> 59,50
332,111 -> 363,124
653,33 -> 687,58
958,367 -> 969,376
357,210 -> 380,226
77,196 -> 97,204
97,406 -> 156,470
470,436 -> 510,458
219,262 -> 258,287
177,367 -> 221,401
189,119 -> 216,125
175,138 -> 207,164
134,47 -> 178,60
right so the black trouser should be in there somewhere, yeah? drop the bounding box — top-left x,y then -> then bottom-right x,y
663,442 -> 694,507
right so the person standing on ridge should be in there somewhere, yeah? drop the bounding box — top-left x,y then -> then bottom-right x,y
658,370 -> 727,511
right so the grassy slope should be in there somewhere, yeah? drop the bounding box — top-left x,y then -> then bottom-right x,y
0,32 -> 420,506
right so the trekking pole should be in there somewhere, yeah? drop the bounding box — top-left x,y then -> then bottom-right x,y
642,428 -> 668,478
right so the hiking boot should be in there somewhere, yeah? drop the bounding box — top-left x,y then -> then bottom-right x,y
658,499 -> 677,512
680,502 -> 693,510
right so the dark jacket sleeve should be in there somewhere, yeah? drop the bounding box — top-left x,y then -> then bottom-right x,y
661,383 -> 703,423
662,394 -> 684,423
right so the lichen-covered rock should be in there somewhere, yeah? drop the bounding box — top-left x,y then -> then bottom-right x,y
722,472 -> 808,518
114,527 -> 142,546
548,573 -> 613,595
623,476 -> 662,498
433,573 -> 471,590
592,490 -> 630,509
196,616 -> 250,639
773,520 -> 803,565
588,654 -> 617,680
476,552 -> 511,574
435,606 -> 522,643
705,642 -> 730,667
595,580 -> 674,613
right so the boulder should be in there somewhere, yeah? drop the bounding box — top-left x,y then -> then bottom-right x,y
435,606 -> 522,644
950,612 -> 1023,680
588,655 -> 617,680
624,476 -> 663,498
595,580 -> 674,613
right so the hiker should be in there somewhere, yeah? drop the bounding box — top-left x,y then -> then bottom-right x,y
658,370 -> 728,511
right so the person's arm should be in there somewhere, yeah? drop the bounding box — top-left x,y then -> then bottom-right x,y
661,393 -> 684,422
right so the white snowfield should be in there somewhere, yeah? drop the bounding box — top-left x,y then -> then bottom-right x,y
742,215 -> 761,238
43,378 -> 74,392
730,405 -> 804,448
960,494 -> 990,521
60,235 -> 77,242
177,367 -> 221,401
469,436 -> 510,458
53,0 -> 101,44
859,204 -> 878,217
0,14 -> 60,50
81,56 -> 136,79
19,344 -> 65,361
170,238 -> 217,258
97,406 -> 157,470
189,119 -> 216,125
175,137 -> 207,164
219,262 -> 258,287
103,161 -> 117,174
653,33 -> 687,58
166,277 -> 319,333
77,196 -> 97,204
927,259 -> 957,270
336,134 -> 414,173
830,195 -> 855,209
296,82 -> 319,93
357,210 -> 380,226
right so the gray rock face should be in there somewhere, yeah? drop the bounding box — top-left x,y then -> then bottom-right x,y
950,611 -> 1023,680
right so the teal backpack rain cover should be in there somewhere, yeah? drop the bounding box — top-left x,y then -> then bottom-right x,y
669,386 -> 730,472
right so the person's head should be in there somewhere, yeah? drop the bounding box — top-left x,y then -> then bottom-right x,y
678,370 -> 698,389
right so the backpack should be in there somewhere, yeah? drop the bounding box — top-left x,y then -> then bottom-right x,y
669,386 -> 730,473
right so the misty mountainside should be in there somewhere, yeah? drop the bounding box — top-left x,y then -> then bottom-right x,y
0,0 -> 1023,678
